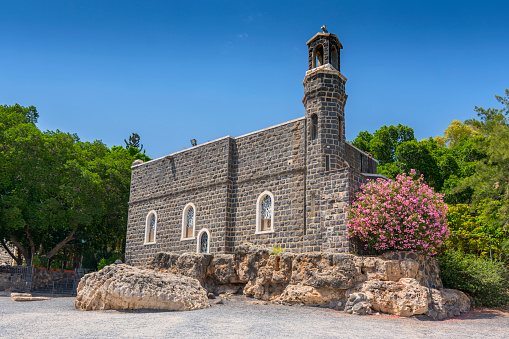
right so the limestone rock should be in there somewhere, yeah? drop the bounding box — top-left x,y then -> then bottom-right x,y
12,296 -> 51,302
427,288 -> 470,319
235,243 -> 271,282
176,253 -> 211,285
75,264 -> 210,311
344,293 -> 372,315
279,284 -> 345,307
361,278 -> 429,316
291,253 -> 358,289
381,252 -> 443,289
243,253 -> 294,300
207,254 -> 238,284
10,292 -> 32,297
147,252 -> 211,285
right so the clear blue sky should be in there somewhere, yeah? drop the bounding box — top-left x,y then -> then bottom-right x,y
1,0 -> 508,159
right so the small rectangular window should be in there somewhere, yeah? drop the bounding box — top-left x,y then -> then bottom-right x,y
311,193 -> 316,217
325,155 -> 330,171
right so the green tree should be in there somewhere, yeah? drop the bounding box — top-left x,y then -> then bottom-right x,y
351,130 -> 373,153
370,124 -> 415,165
0,104 -> 150,265
124,132 -> 144,153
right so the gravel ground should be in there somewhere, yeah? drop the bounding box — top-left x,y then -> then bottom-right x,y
1,294 -> 508,339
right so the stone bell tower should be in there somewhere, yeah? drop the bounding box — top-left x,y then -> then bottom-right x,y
303,26 -> 348,175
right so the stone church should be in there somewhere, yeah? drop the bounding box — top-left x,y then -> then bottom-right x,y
125,29 -> 382,266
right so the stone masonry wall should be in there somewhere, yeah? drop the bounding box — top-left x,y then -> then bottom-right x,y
345,143 -> 377,174
126,137 -> 233,266
229,118 -> 307,252
126,119 -> 320,266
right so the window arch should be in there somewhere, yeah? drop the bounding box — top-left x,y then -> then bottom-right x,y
312,44 -> 324,68
181,203 -> 196,240
311,114 -> 318,140
196,228 -> 210,254
256,191 -> 275,234
144,210 -> 157,244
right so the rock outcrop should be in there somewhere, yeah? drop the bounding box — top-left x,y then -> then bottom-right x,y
146,244 -> 469,319
75,264 -> 209,311
361,278 -> 429,316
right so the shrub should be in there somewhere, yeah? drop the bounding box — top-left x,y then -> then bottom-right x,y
270,245 -> 284,255
439,250 -> 509,307
348,169 -> 449,255
447,201 -> 508,258
97,253 -> 123,271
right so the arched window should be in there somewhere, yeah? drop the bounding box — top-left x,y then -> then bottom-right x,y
256,191 -> 275,234
331,45 -> 339,70
181,203 -> 196,240
312,44 -> 324,68
311,114 -> 318,140
144,210 -> 157,244
196,229 -> 210,254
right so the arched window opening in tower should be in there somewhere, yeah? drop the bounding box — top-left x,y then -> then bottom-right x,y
331,45 -> 339,70
313,45 -> 324,68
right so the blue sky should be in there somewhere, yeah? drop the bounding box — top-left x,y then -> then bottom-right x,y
1,0 -> 508,159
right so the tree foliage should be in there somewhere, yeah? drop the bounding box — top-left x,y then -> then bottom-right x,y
0,104 -> 150,265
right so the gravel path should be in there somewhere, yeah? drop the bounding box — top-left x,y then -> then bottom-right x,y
1,295 -> 508,338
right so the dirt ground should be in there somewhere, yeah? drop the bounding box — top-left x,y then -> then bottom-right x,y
1,294 -> 508,338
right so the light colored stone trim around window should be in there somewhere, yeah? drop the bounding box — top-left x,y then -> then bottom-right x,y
181,203 -> 197,240
144,210 -> 157,245
196,228 -> 211,254
255,191 -> 275,234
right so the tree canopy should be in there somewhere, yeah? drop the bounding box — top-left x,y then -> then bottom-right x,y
350,89 -> 509,261
0,104 -> 150,265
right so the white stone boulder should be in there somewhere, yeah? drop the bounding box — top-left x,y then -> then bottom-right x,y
75,264 -> 210,311
361,278 -> 430,316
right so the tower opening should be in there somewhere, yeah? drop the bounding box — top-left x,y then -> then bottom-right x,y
331,45 -> 339,70
313,45 -> 324,68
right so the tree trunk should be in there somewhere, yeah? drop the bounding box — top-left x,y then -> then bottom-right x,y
43,227 -> 79,260
0,238 -> 22,265
8,236 -> 30,266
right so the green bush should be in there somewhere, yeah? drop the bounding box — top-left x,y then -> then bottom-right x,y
438,250 -> 509,307
270,245 -> 284,255
97,253 -> 123,271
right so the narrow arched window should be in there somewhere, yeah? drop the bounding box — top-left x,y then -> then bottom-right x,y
144,211 -> 157,244
181,203 -> 196,240
312,44 -> 324,69
315,45 -> 324,68
311,114 -> 318,140
331,45 -> 339,70
196,229 -> 210,254
256,191 -> 275,234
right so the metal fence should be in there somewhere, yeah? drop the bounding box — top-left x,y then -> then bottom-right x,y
2,265 -> 88,295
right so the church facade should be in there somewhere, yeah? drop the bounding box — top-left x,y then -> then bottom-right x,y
125,30 -> 380,266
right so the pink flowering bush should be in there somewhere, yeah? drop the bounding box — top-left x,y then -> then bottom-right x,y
348,169 -> 449,256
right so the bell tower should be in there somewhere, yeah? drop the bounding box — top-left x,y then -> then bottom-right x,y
303,26 -> 347,175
